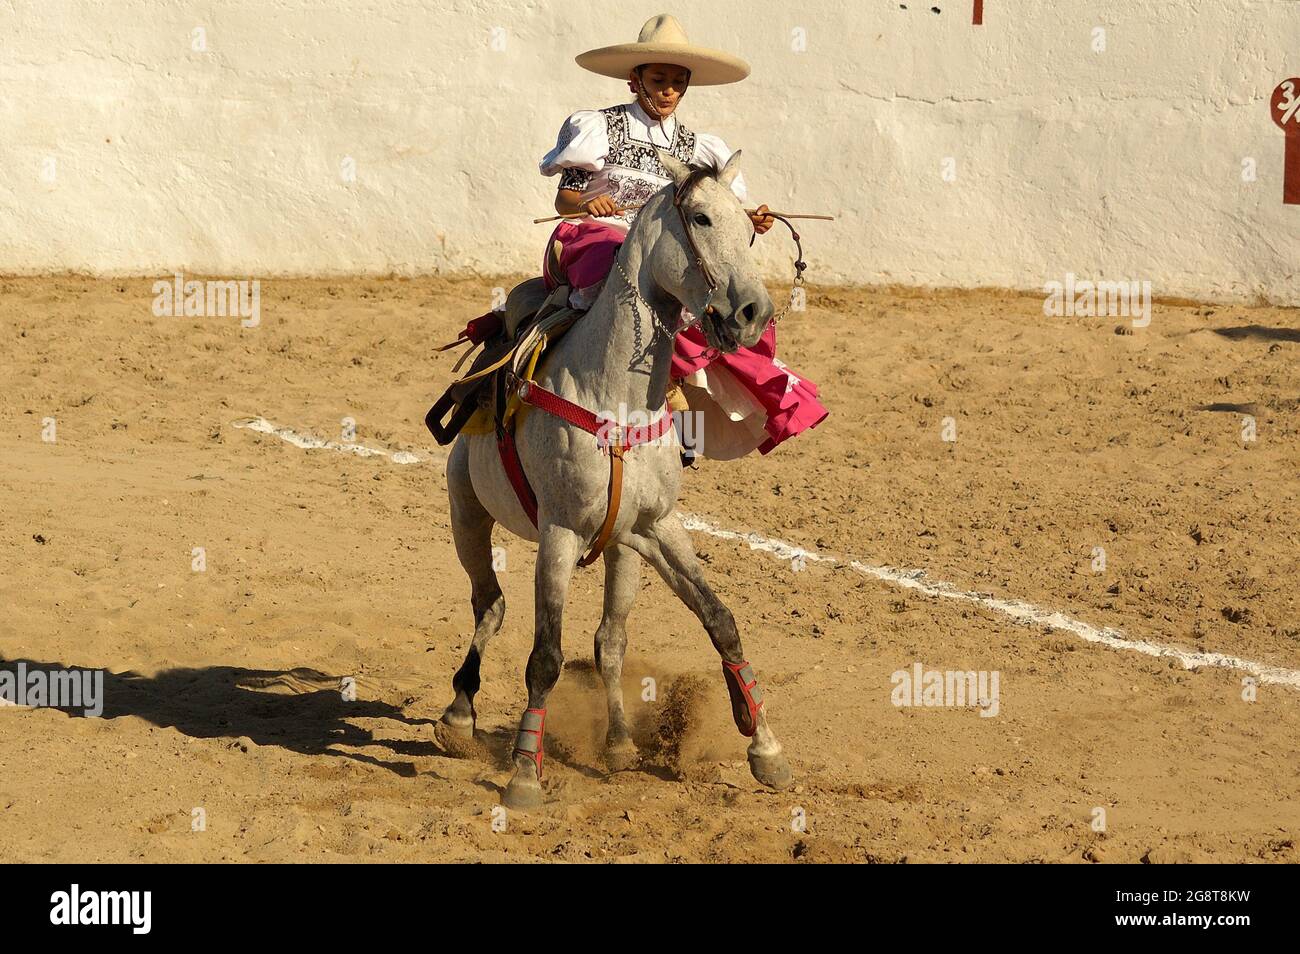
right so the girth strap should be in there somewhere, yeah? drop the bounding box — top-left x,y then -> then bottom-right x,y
583,446 -> 624,568
496,429 -> 539,527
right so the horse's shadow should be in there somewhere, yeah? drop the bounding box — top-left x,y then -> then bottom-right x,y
0,657 -> 702,790
1211,324 -> 1300,343
0,656 -> 445,777
0,656 -> 661,785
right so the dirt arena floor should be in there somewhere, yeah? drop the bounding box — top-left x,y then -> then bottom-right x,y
2,275 -> 1297,863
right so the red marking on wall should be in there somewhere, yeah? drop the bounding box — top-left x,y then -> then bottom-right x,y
1271,79 -> 1300,205
973,0 -> 984,25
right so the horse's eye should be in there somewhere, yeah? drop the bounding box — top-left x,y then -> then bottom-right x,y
693,212 -> 712,227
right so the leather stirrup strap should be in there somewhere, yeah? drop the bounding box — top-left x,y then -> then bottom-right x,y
577,446 -> 624,567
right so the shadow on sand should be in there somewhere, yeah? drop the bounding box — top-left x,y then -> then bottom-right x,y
0,656 -> 447,776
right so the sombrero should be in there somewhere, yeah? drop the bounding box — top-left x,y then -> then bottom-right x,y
575,14 -> 750,86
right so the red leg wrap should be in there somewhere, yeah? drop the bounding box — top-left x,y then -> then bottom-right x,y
721,660 -> 764,738
513,707 -> 547,779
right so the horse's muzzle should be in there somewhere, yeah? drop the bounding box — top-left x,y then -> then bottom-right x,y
710,294 -> 773,352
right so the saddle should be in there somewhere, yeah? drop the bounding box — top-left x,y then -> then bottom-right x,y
424,277 -> 578,445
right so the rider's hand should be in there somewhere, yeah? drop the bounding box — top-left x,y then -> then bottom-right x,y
583,194 -> 619,218
750,203 -> 775,235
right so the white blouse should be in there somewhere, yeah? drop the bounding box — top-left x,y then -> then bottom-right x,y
540,100 -> 748,232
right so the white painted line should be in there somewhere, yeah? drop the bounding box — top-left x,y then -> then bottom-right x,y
677,513 -> 1300,692
231,417 -> 422,465
228,416 -> 1300,692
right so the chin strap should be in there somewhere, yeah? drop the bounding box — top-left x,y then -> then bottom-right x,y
632,71 -> 686,145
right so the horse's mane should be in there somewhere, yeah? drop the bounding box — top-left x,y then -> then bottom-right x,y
686,157 -> 722,178
622,157 -> 725,249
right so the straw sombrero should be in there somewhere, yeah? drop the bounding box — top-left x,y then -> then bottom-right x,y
575,14 -> 750,86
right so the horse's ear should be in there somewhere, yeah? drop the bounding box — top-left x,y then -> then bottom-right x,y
718,149 -> 742,190
657,150 -> 692,187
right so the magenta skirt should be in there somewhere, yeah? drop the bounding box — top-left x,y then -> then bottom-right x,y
543,219 -> 827,455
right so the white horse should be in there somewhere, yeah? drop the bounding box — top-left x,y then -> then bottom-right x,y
438,150 -> 793,809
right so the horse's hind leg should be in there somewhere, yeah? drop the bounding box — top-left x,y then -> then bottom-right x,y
439,439 -> 505,737
627,515 -> 793,791
502,523 -> 582,810
595,543 -> 641,772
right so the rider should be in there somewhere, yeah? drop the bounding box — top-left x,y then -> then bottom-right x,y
539,14 -> 827,461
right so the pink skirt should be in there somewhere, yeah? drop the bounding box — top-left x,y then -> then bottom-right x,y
543,219 -> 828,457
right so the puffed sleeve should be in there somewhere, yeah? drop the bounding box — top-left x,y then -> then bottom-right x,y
694,131 -> 749,203
539,110 -> 609,193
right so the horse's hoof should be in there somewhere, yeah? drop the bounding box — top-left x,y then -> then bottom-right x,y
748,750 -> 793,791
604,740 -> 640,773
502,776 -> 545,811
439,707 -> 474,737
434,720 -> 488,761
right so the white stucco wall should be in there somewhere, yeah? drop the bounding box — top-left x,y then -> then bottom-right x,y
1,0 -> 1297,303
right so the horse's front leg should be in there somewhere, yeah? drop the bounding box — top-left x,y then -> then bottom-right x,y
595,543 -> 641,772
627,514 -> 793,791
501,523 -> 582,810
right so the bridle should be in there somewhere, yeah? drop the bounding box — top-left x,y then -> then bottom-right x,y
671,166 -> 723,319
616,167 -> 810,343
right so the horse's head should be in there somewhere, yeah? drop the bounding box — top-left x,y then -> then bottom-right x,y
650,150 -> 774,353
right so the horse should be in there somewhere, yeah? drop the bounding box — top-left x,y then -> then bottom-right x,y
437,149 -> 793,809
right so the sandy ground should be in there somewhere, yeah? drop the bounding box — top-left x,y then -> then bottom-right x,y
1,274 -> 1297,863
